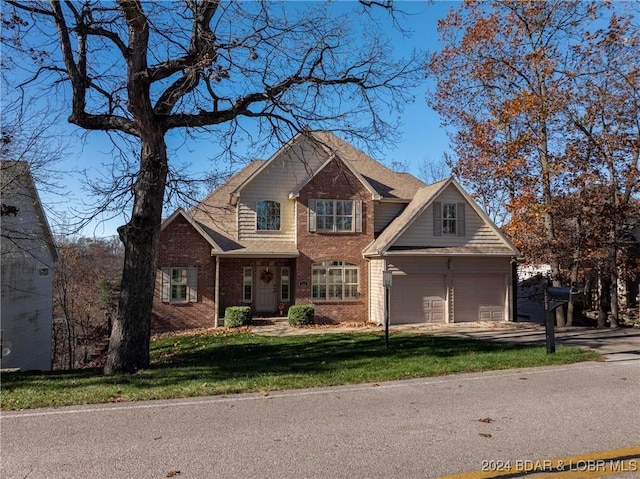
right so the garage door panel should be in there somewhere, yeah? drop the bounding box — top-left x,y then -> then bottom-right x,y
455,275 -> 505,322
391,275 -> 446,325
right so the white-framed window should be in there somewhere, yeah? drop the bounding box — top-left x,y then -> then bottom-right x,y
256,200 -> 281,231
243,267 -> 253,303
308,199 -> 362,233
312,261 -> 358,301
433,202 -> 465,237
161,267 -> 197,303
280,266 -> 290,301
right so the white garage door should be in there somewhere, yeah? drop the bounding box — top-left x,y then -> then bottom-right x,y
454,274 -> 505,322
390,275 -> 446,324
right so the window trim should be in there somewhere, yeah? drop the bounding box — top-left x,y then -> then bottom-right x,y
280,266 -> 290,302
433,201 -> 465,237
243,267 -> 253,303
161,267 -> 197,303
311,261 -> 359,302
308,199 -> 362,233
256,200 -> 281,231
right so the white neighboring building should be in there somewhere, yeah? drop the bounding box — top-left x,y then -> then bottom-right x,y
1,161 -> 57,371
516,264 -> 551,324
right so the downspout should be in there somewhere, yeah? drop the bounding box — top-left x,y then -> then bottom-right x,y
214,255 -> 220,327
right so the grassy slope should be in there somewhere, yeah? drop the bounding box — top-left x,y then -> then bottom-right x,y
1,331 -> 600,410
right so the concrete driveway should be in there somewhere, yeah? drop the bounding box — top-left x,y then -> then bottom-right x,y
251,320 -> 640,361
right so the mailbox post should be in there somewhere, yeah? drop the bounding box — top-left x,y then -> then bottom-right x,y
383,271 -> 393,350
544,284 -> 581,354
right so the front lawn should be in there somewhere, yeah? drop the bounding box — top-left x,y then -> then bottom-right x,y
1,330 -> 600,410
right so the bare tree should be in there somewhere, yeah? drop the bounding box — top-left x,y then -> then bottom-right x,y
3,1 -> 423,373
53,236 -> 123,370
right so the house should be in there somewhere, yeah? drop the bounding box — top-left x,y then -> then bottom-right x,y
1,160 -> 57,371
153,130 -> 519,329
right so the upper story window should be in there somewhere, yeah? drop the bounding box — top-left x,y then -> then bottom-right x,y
308,199 -> 362,233
312,261 -> 358,301
433,201 -> 465,237
256,200 -> 281,231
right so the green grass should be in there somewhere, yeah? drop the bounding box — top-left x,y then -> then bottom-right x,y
1,331 -> 601,410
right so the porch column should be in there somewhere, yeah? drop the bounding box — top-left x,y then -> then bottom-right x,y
214,255 -> 220,327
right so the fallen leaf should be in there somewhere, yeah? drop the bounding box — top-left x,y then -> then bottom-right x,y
479,433 -> 492,438
260,391 -> 270,397
519,377 -> 528,380
166,471 -> 181,477
479,417 -> 494,423
620,377 -> 627,380
372,383 -> 380,387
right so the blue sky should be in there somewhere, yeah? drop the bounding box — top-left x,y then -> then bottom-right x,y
36,1 -> 457,239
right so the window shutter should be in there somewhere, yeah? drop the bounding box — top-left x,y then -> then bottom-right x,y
308,199 -> 317,232
433,201 -> 442,236
187,267 -> 198,302
354,200 -> 362,232
457,203 -> 466,237
161,268 -> 171,302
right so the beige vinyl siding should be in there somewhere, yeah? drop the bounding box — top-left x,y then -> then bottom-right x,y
394,184 -> 507,249
374,202 -> 406,233
368,258 -> 386,325
388,256 -> 510,275
238,137 -> 327,241
387,256 -> 450,275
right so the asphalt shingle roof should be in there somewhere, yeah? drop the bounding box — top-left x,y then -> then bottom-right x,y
167,131 -> 427,255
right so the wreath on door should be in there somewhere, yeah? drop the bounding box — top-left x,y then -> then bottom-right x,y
260,269 -> 274,284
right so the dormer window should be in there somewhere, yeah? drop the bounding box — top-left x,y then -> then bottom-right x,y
256,200 -> 281,231
442,203 -> 457,235
433,202 -> 465,237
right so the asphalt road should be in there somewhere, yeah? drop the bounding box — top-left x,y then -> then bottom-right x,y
2,360 -> 639,479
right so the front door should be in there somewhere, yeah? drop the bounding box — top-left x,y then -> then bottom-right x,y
256,266 -> 277,313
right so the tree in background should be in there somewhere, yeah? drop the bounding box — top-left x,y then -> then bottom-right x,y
563,11 -> 640,326
428,0 -> 639,326
53,236 -> 123,369
3,1 -> 423,372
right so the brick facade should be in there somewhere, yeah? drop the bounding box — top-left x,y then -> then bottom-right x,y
295,159 -> 375,323
152,215 -> 216,330
154,158 -> 377,329
218,258 -> 295,316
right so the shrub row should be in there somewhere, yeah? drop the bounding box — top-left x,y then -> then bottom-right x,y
224,304 -> 315,328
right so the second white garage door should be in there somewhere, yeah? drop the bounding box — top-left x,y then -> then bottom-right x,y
390,275 -> 447,324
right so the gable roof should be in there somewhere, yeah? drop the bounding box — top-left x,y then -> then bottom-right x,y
188,159 -> 264,241
161,208 -> 223,251
288,153 -> 382,200
160,130 -> 428,256
364,177 -> 519,257
308,130 -> 426,200
230,130 -> 426,203
0,160 -> 58,262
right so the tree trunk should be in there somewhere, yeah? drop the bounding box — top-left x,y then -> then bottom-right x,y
104,132 -> 168,374
597,274 -> 611,329
609,266 -> 619,328
566,218 -> 583,327
608,237 -> 620,328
